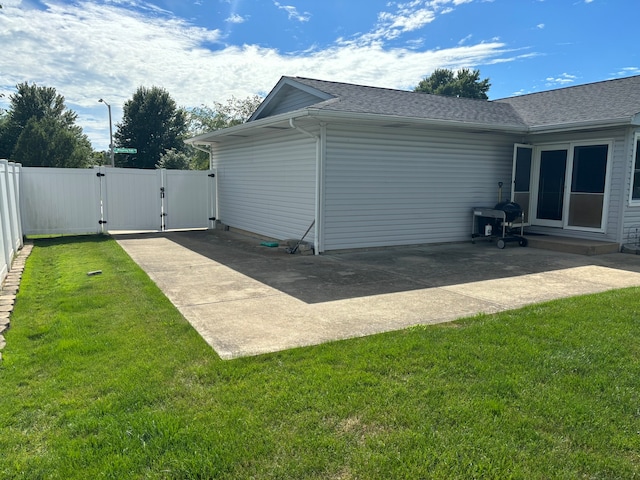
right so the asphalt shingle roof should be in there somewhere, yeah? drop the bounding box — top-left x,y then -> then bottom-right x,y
285,75 -> 640,130
289,77 -> 527,128
495,75 -> 640,127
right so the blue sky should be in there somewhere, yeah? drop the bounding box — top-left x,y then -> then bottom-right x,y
1,0 -> 638,150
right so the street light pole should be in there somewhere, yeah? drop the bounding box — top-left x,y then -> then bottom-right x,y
98,98 -> 115,167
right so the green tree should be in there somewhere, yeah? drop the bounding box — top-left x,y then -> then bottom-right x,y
115,86 -> 187,169
156,148 -> 191,170
89,150 -> 110,166
414,68 -> 491,99
0,83 -> 92,166
186,95 -> 262,170
0,108 -> 8,159
12,116 -> 92,167
188,95 -> 262,135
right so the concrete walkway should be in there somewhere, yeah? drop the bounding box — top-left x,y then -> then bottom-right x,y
116,230 -> 640,360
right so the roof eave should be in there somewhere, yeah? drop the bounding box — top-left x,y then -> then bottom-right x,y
187,107 -> 551,145
305,108 -> 528,134
527,116 -> 638,134
184,110 -> 311,144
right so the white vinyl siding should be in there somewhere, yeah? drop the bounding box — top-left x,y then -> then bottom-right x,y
255,85 -> 325,119
322,125 -> 518,250
622,128 -> 640,244
212,130 -> 316,241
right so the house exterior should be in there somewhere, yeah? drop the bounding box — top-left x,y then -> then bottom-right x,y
186,75 -> 640,254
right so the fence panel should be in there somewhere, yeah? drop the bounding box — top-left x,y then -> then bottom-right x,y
0,161 -> 12,282
18,166 -> 214,237
21,167 -> 101,236
102,167 -> 163,232
6,162 -> 23,251
0,211 -> 6,284
0,161 -> 16,269
164,170 -> 216,230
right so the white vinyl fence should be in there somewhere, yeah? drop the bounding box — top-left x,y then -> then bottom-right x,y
0,160 -> 24,284
20,166 -> 216,235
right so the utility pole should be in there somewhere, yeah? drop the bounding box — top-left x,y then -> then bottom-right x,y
98,98 -> 115,167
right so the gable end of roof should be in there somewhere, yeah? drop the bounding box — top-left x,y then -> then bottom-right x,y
249,76 -> 334,121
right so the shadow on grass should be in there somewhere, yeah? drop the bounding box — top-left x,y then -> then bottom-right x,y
28,234 -> 112,247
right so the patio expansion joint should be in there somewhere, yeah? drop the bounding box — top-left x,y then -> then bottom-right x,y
433,286 -> 509,312
177,291 -> 288,309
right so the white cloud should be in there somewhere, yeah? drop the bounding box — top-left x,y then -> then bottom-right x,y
536,23 -> 545,29
545,73 -> 577,86
341,0 -> 483,46
615,67 -> 640,76
226,13 -> 246,24
0,0 -> 525,149
458,34 -> 472,45
273,2 -> 310,22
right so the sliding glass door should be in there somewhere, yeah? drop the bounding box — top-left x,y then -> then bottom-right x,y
516,141 -> 611,232
567,144 -> 609,229
534,147 -> 568,227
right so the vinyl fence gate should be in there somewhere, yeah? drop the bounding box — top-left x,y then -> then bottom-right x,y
20,166 -> 216,236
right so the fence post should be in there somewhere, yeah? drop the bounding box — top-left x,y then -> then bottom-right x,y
12,163 -> 24,248
209,169 -> 217,229
0,161 -> 8,282
95,165 -> 106,234
0,160 -> 15,270
6,162 -> 21,252
160,168 -> 167,232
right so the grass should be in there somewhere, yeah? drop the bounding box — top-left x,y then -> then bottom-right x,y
1,236 -> 639,479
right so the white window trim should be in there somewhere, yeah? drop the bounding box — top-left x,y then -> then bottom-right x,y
564,139 -> 613,234
530,143 -> 569,228
628,132 -> 640,206
529,139 -> 613,233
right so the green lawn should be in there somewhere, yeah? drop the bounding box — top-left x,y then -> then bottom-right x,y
1,236 -> 639,479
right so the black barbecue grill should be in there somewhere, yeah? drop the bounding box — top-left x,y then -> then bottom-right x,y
471,183 -> 527,249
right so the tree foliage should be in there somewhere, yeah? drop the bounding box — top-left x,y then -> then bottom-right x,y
414,68 -> 491,99
115,86 -> 187,169
188,95 -> 262,136
186,95 -> 263,170
156,148 -> 191,170
0,83 -> 92,166
13,117 -> 92,167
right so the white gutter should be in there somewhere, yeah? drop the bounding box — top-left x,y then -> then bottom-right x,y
304,108 -> 529,134
289,117 -> 324,255
526,117 -> 636,134
185,108 -> 640,145
189,143 -> 212,169
184,107 -> 528,145
185,110 -> 312,144
190,143 -> 211,154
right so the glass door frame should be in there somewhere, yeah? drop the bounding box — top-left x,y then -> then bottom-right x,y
531,143 -> 569,228
519,140 -> 613,233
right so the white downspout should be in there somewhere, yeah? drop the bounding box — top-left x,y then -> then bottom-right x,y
289,118 -> 324,254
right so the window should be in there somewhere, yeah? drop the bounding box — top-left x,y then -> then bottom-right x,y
512,145 -> 532,224
568,144 -> 608,229
632,136 -> 640,201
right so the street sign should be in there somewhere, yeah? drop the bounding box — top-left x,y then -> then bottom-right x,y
113,147 -> 137,154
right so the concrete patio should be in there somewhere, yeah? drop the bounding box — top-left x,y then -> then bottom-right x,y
116,229 -> 640,359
